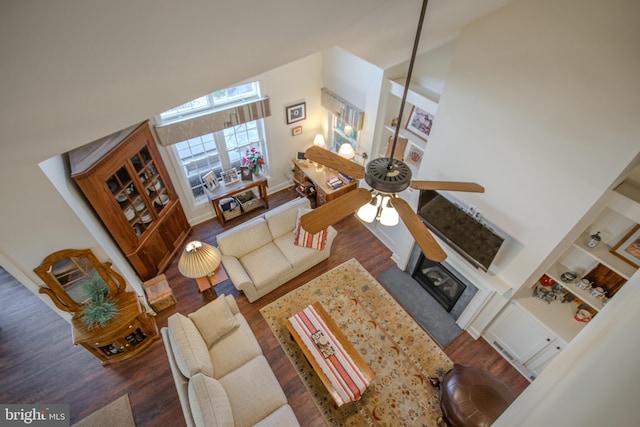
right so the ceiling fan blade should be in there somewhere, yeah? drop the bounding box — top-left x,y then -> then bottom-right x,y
300,188 -> 372,234
305,146 -> 365,179
391,197 -> 447,262
410,180 -> 485,193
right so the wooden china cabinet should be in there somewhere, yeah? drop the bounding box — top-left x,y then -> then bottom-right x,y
69,121 -> 191,281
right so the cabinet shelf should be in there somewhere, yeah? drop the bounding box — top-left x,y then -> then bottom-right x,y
383,125 -> 427,145
514,290 -> 585,343
546,262 -> 604,311
572,232 -> 636,279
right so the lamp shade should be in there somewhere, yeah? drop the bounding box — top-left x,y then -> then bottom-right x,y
356,195 -> 380,223
313,134 -> 326,148
178,240 -> 221,278
338,143 -> 355,159
379,197 -> 399,226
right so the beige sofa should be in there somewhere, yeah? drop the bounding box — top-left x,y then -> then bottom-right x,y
216,197 -> 337,302
162,295 -> 299,427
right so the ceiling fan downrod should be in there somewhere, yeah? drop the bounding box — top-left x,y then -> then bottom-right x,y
387,0 -> 429,169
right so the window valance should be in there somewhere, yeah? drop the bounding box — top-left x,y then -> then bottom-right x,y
320,88 -> 364,130
154,97 -> 271,147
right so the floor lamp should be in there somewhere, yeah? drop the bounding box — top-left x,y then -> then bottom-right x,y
178,240 -> 222,297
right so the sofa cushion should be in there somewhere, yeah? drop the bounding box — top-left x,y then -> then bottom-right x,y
265,198 -> 310,239
240,242 -> 292,290
188,373 -> 234,427
293,207 -> 328,250
209,315 -> 263,378
217,217 -> 273,258
273,234 -> 326,266
167,313 -> 214,378
218,356 -> 288,427
253,405 -> 300,427
189,296 -> 240,347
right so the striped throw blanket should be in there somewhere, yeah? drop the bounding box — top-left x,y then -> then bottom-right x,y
288,304 -> 370,405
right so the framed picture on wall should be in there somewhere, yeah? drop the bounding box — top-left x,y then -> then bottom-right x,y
286,102 -> 306,124
221,169 -> 240,186
610,224 -> 640,268
292,125 -> 303,136
406,106 -> 434,141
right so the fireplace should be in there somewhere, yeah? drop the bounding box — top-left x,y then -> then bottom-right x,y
412,254 -> 467,312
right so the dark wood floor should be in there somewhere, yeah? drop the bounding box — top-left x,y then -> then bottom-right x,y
0,188 -> 529,426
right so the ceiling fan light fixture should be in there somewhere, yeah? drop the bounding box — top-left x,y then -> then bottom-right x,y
356,194 -> 380,223
379,196 -> 399,226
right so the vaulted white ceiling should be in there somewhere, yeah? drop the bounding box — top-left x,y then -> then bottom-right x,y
0,0 -> 513,169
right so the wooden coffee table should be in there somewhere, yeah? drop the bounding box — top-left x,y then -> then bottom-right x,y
285,302 -> 375,407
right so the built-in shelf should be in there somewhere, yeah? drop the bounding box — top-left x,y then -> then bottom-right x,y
546,262 -> 604,311
572,232 -> 636,279
389,79 -> 439,114
513,292 -> 583,343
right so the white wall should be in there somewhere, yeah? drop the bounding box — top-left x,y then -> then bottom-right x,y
418,0 -> 640,289
321,47 -> 385,157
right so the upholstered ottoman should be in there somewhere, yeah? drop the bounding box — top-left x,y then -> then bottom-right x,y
439,364 -> 516,427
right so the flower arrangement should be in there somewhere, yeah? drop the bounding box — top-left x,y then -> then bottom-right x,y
241,147 -> 265,174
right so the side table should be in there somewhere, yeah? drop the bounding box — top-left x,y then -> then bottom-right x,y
195,264 -> 229,298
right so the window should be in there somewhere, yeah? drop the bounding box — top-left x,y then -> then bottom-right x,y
160,81 -> 268,205
173,120 -> 266,203
330,115 -> 358,153
159,82 -> 260,124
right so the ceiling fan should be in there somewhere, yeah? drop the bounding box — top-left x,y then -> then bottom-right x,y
300,0 -> 484,262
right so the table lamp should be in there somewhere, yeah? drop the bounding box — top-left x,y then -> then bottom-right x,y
178,240 -> 221,296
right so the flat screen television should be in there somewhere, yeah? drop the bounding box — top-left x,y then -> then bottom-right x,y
417,190 -> 505,271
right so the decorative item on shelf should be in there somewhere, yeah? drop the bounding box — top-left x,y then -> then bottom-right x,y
221,168 -> 240,185
241,147 -> 265,175
405,106 -> 434,141
539,274 -> 556,286
574,307 -> 592,323
587,231 -> 602,248
576,278 -> 593,291
390,117 -> 399,128
560,271 -> 578,283
532,284 -> 554,304
178,240 -> 222,297
590,286 -> 606,299
203,171 -> 219,191
240,166 -> 253,182
609,224 -> 640,268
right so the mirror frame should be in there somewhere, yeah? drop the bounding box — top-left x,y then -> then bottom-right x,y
34,248 -> 126,316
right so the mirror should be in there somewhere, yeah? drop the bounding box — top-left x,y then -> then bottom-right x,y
34,248 -> 126,316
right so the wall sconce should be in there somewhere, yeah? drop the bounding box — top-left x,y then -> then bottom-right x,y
338,143 -> 368,165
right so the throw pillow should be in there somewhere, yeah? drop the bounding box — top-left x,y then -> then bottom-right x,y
188,373 -> 234,427
189,296 -> 240,347
294,207 -> 328,250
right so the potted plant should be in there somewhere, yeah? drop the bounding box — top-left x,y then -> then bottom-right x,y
81,274 -> 118,330
241,147 -> 265,175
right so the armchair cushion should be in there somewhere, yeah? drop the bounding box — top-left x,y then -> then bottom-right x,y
189,297 -> 240,347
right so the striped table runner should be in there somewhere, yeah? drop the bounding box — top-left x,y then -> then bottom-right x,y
288,305 -> 370,405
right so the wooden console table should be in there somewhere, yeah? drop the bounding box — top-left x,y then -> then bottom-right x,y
293,159 -> 357,206
206,178 -> 269,225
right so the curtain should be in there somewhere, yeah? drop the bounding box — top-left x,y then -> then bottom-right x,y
320,87 -> 364,130
154,97 -> 271,147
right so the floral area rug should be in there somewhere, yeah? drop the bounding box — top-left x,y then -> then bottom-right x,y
260,258 -> 453,426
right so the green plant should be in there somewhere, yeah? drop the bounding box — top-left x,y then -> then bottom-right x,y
81,274 -> 118,330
